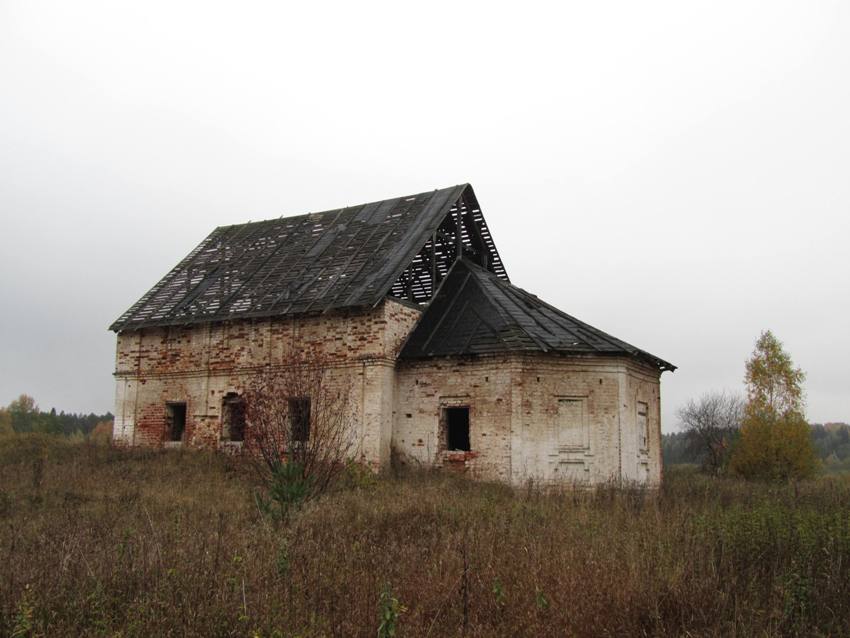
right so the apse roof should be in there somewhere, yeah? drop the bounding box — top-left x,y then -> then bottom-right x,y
399,259 -> 675,371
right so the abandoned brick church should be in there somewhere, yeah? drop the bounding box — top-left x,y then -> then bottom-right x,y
110,184 -> 675,485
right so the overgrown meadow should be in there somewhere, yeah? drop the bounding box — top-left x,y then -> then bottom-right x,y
2,435 -> 850,637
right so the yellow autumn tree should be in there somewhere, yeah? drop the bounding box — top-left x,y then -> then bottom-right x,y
729,330 -> 817,480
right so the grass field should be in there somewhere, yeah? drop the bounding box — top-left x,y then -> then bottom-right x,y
1,435 -> 849,637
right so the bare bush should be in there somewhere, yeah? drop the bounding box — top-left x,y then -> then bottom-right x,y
677,391 -> 744,474
242,356 -> 355,515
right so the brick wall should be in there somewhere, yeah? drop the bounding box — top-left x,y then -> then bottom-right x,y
621,363 -> 664,486
113,299 -> 421,467
393,354 -> 663,486
113,297 -> 665,485
394,355 -> 516,481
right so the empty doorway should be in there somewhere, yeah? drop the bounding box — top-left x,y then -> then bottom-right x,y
166,402 -> 187,442
444,406 -> 470,451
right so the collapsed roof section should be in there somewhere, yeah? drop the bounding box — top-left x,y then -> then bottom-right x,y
110,184 -> 507,331
399,259 -> 676,372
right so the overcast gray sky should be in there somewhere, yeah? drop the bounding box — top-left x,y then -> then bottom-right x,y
1,1 -> 848,430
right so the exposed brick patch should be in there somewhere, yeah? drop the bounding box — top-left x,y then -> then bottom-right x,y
114,299 -> 421,468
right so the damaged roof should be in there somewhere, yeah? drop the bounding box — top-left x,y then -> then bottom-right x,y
400,259 -> 676,371
110,184 -> 507,331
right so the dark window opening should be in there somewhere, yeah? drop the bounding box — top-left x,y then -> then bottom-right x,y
289,397 -> 311,443
221,393 -> 246,442
445,407 -> 470,451
166,403 -> 186,442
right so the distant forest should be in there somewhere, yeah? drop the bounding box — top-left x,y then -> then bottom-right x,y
0,395 -> 112,438
664,422 -> 850,472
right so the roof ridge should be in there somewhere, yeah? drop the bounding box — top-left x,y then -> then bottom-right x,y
221,184 -> 471,229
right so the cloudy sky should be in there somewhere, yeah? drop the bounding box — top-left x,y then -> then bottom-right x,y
1,1 -> 848,430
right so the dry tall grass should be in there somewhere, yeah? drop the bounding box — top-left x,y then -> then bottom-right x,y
1,435 -> 849,637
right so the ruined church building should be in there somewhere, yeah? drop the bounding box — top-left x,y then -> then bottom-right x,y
111,184 -> 675,486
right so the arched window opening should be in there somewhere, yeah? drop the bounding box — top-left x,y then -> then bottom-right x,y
221,393 -> 246,442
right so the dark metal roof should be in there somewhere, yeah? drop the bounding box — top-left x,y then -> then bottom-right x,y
110,184 -> 508,331
399,259 -> 676,371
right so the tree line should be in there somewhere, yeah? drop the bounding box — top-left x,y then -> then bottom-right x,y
0,394 -> 113,440
664,422 -> 850,471
664,330 -> 841,478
